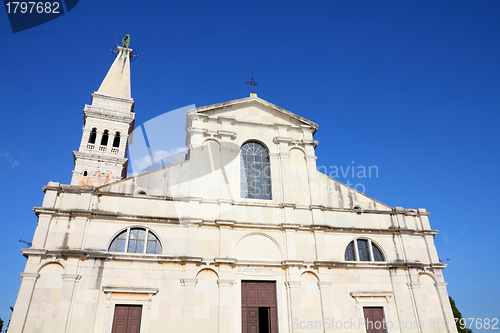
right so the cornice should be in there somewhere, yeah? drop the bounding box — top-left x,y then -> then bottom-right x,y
350,291 -> 392,298
32,207 -> 438,236
102,286 -> 158,295
73,151 -> 128,163
41,184 -> 429,218
194,95 -> 319,131
84,105 -> 135,123
91,92 -> 134,104
21,248 -> 446,270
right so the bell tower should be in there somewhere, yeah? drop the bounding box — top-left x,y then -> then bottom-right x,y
71,37 -> 135,186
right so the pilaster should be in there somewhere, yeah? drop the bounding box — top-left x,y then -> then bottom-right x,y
31,214 -> 52,249
285,281 -> 301,332
180,278 -> 198,333
408,282 -> 425,333
318,281 -> 333,325
8,273 -> 39,333
55,274 -> 81,333
218,279 -> 235,333
435,281 -> 456,333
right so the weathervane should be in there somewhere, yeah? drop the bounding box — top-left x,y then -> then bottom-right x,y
245,72 -> 258,94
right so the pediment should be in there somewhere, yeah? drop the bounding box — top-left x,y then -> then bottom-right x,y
195,95 -> 319,132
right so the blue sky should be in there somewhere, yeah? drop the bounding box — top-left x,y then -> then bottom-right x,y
1,0 -> 499,330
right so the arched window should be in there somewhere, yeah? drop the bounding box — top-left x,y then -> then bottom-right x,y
240,141 -> 271,200
108,228 -> 162,254
112,132 -> 120,148
88,128 -> 97,144
101,130 -> 109,146
344,239 -> 385,262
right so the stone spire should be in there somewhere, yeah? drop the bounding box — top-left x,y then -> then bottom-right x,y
97,46 -> 132,98
70,41 -> 136,186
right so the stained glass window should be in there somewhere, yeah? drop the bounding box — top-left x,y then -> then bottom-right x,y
108,228 -> 162,254
241,141 -> 271,200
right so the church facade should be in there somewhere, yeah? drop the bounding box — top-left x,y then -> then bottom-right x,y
10,44 -> 458,333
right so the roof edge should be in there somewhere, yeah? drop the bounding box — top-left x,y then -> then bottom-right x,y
195,95 -> 319,131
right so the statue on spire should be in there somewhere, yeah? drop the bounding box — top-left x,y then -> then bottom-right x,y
122,34 -> 130,48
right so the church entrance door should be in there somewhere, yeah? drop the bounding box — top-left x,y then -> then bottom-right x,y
241,281 -> 278,333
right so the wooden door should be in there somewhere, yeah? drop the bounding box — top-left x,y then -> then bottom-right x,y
241,281 -> 278,333
112,305 -> 142,333
363,307 -> 386,333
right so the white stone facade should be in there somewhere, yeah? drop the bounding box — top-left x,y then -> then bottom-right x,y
10,47 -> 458,333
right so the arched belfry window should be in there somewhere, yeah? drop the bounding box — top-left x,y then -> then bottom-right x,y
88,128 -> 97,144
101,130 -> 109,146
108,228 -> 162,254
241,141 -> 271,200
112,132 -> 121,148
345,239 -> 385,262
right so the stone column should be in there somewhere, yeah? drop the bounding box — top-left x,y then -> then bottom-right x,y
180,278 -> 198,333
95,131 -> 103,149
8,273 -> 39,333
218,280 -> 235,333
285,281 -> 301,332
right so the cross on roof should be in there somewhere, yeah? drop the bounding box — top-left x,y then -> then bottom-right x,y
245,73 -> 258,94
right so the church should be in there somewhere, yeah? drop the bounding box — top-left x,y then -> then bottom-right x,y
10,41 -> 458,333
